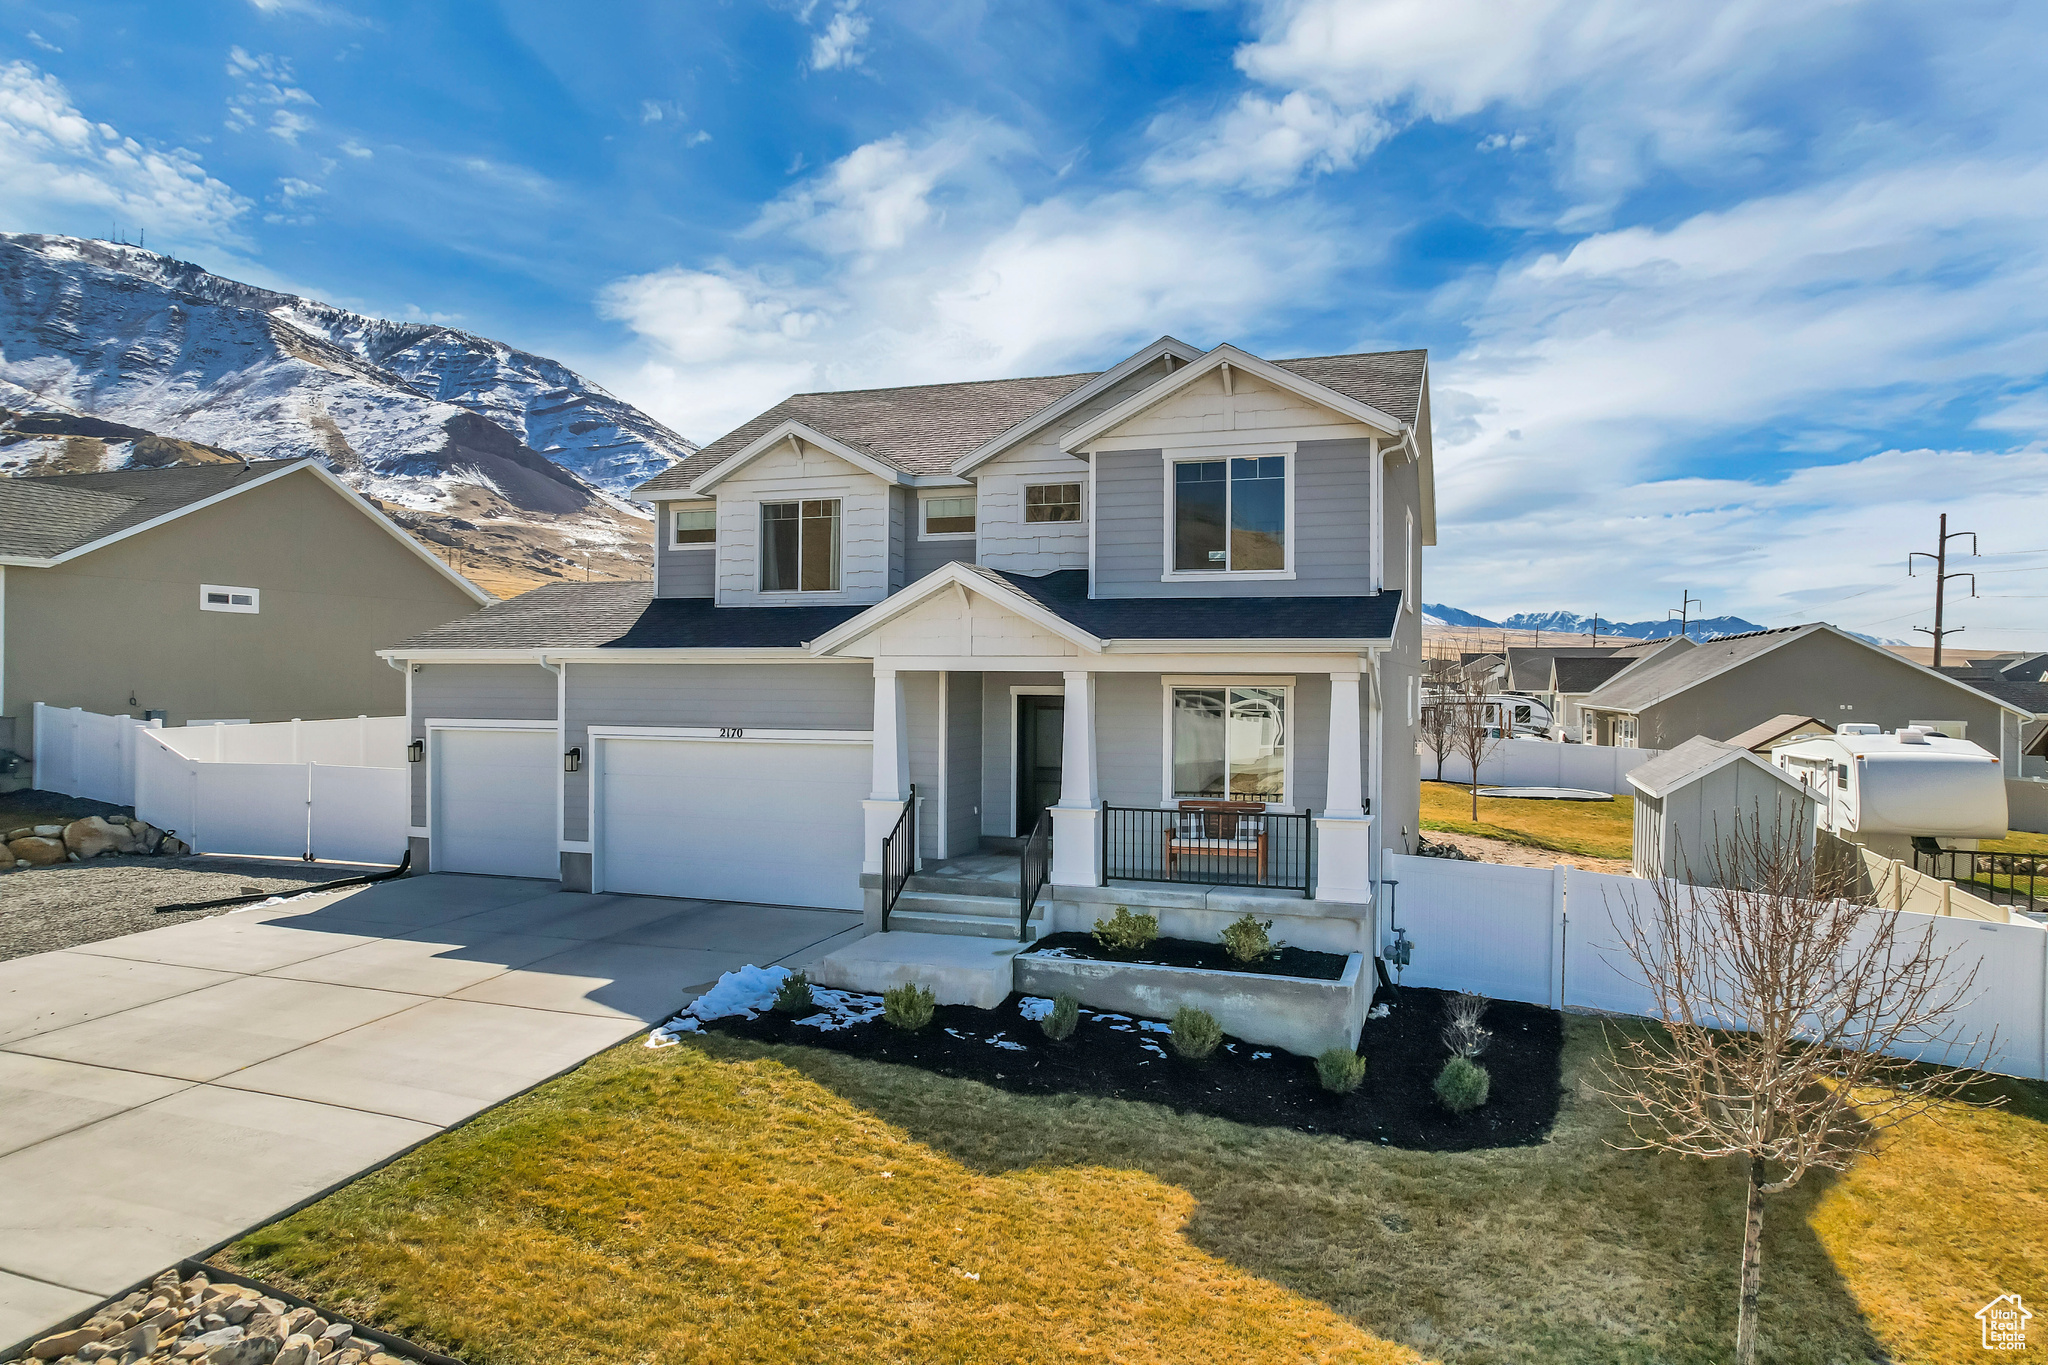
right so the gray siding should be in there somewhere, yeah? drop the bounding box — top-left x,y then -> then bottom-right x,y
889,487 -> 908,593
946,671 -> 983,854
904,503 -> 977,583
560,661 -> 872,840
1090,440 -> 1374,598
408,663 -> 557,827
906,671 -> 944,859
653,500 -> 717,600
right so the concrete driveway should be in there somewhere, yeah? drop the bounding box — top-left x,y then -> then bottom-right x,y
0,874 -> 862,1346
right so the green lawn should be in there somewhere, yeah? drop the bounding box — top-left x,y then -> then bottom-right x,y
1420,780 -> 1635,861
222,1018 -> 2044,1365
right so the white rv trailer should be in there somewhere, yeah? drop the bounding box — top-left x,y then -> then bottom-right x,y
1772,723 -> 2007,859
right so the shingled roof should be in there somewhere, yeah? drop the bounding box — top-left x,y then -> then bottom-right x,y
0,459 -> 302,560
633,347 -> 1429,497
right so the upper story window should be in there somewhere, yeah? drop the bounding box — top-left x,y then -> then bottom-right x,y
670,506 -> 715,547
761,499 -> 840,592
1024,482 -> 1082,523
922,494 -> 976,538
1172,455 -> 1286,573
200,584 -> 259,614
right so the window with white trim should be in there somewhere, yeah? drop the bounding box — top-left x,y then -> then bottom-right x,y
200,584 -> 259,614
670,505 -> 715,547
1170,685 -> 1287,802
761,499 -> 840,592
1024,482 -> 1082,523
1172,455 -> 1286,572
921,494 -> 976,537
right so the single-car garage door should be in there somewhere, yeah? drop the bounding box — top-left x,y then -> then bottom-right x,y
431,727 -> 559,878
596,736 -> 870,910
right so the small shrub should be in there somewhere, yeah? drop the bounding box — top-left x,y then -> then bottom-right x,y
1442,991 -> 1491,1059
882,983 -> 936,1031
1219,913 -> 1281,965
772,970 -> 815,1014
1434,1055 -> 1491,1113
1170,1005 -> 1222,1060
1316,1047 -> 1368,1094
1091,906 -> 1160,954
1041,993 -> 1079,1042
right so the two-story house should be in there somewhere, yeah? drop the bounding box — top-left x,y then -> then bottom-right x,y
379,337 -> 1431,963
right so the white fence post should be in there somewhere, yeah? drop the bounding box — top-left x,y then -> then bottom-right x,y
1549,864 -> 1568,1010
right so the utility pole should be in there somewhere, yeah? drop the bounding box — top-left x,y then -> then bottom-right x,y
1909,513 -> 1978,668
1669,591 -> 1702,642
1592,613 -> 1602,647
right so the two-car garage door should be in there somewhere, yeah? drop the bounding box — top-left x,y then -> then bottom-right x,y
595,736 -> 870,911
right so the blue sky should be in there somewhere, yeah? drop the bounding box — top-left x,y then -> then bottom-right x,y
3,1 -> 2047,643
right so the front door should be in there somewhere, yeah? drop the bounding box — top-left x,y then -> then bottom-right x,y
1016,694 -> 1064,835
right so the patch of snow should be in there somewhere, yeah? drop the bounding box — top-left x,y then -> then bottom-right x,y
646,964 -> 789,1045
1139,1040 -> 1167,1058
1016,996 -> 1055,1021
1252,1051 -> 1273,1060
792,988 -> 884,1031
1137,1019 -> 1172,1034
1032,946 -> 1082,958
1367,1003 -> 1391,1020
984,1032 -> 1025,1052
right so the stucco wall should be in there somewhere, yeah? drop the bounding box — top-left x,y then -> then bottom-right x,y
6,468 -> 480,728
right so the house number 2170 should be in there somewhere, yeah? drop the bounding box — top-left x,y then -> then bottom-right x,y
718,727 -> 745,739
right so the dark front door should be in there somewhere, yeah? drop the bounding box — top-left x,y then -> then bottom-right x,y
1016,694 -> 1065,835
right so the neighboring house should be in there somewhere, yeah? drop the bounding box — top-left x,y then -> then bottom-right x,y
380,337 -> 1431,926
1627,735 -> 1819,885
1723,713 -> 1833,754
1579,624 -> 2034,768
0,458 -> 489,759
1548,655 -> 1637,741
1950,676 -> 2048,775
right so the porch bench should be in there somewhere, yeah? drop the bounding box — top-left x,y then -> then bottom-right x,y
1164,799 -> 1269,880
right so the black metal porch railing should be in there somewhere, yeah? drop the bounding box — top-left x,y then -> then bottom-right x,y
879,784 -> 916,932
1018,809 -> 1052,941
1101,802 -> 1314,897
1912,844 -> 2047,913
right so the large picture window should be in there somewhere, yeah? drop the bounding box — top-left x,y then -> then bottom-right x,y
761,498 -> 840,592
1171,686 -> 1287,802
1172,455 -> 1286,572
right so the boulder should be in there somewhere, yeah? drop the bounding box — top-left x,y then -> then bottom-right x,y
8,836 -> 66,866
130,820 -> 165,853
162,836 -> 192,857
33,823 -> 63,836
30,1328 -> 104,1360
64,816 -> 139,858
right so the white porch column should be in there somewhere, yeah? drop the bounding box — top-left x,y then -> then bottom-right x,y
1049,669 -> 1102,886
862,666 -> 911,874
1314,668 -> 1375,905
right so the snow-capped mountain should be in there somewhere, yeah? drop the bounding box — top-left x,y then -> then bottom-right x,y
1422,604 -> 1768,639
0,232 -> 692,502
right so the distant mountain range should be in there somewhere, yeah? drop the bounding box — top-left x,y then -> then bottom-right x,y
1423,604 -> 1769,640
0,232 -> 696,595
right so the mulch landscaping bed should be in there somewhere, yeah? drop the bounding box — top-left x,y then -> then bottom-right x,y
701,984 -> 1562,1151
1024,930 -> 1350,980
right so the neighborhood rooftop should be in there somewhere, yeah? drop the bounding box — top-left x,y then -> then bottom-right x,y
0,458 -> 298,559
635,347 -> 1430,495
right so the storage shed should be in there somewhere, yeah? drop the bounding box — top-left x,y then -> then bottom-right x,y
1628,735 -> 1820,886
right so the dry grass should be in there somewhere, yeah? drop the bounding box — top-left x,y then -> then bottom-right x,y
225,1014 -> 2047,1365
1420,780 -> 1635,861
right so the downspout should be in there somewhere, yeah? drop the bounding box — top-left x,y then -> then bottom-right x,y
539,654 -> 567,876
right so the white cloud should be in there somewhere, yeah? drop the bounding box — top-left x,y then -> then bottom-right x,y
809,0 -> 870,72
1145,91 -> 1385,193
277,176 -> 324,204
1422,159 -> 2048,630
339,138 -> 372,158
225,47 -> 318,142
0,60 -> 249,249
597,124 -> 1334,441
26,31 -> 60,53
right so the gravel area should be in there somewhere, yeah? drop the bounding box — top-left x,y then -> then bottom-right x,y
0,855 -> 373,963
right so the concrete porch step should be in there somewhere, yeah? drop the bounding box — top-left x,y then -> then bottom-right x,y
888,891 -> 1040,940
904,872 -> 1020,899
809,931 -> 1024,1008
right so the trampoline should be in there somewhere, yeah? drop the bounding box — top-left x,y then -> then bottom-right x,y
1475,786 -> 1614,801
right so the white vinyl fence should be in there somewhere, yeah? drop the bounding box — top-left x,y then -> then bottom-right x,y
31,704 -> 407,864
1386,852 -> 2048,1083
1422,737 -> 1662,795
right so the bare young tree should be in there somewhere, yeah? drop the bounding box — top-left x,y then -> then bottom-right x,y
1598,816 -> 1994,1365
1419,694 -> 1457,782
1443,676 -> 1505,820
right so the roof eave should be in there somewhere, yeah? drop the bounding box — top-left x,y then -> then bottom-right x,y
949,335 -> 1204,476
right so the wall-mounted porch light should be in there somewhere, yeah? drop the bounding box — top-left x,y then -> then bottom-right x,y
564,746 -> 581,773
407,739 -> 424,763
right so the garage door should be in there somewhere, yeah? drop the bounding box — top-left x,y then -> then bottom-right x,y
431,728 -> 559,878
597,736 -> 870,909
